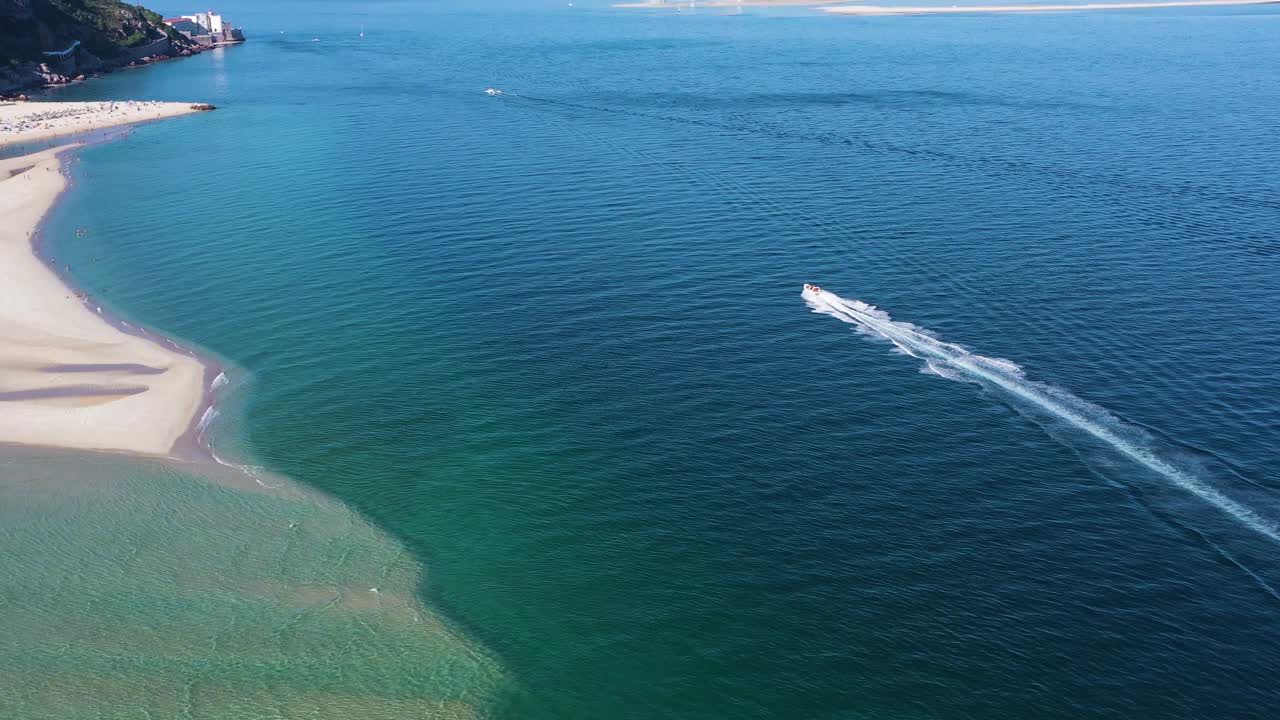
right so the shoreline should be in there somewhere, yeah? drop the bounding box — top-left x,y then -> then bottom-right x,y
27,140 -> 229,463
0,99 -> 508,717
0,99 -> 215,148
0,101 -> 222,458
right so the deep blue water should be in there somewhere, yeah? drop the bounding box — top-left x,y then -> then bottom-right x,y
31,1 -> 1280,717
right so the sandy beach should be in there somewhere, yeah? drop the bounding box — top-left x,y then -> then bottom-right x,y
824,0 -> 1278,14
0,102 -> 210,456
0,100 -> 207,146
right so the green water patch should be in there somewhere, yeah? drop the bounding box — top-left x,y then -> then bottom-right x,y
0,448 -> 506,719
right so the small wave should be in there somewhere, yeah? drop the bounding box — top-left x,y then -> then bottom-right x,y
193,404 -> 221,443
195,405 -> 220,434
208,446 -> 280,489
197,374 -> 279,489
804,287 -> 1280,546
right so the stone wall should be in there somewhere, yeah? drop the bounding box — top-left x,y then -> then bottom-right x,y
47,52 -> 76,76
117,35 -> 171,63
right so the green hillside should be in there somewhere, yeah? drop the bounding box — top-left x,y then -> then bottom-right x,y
0,0 -> 189,65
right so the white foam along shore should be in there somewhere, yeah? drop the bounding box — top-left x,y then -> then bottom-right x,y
824,0 -> 1279,14
0,102 -> 210,456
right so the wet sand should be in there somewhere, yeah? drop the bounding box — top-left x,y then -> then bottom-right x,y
0,106 -> 212,456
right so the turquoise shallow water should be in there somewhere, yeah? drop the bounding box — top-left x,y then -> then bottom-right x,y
0,451 -> 503,718
8,1 -> 1280,717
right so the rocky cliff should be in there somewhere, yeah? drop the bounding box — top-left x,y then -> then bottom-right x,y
0,0 -> 198,93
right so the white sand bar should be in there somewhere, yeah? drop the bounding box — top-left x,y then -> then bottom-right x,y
0,104 -> 211,455
825,0 -> 1277,14
615,0 -> 846,7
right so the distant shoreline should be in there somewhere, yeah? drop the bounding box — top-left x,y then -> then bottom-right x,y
612,0 -> 1279,10
0,102 -> 219,458
614,0 -> 847,8
824,0 -> 1280,14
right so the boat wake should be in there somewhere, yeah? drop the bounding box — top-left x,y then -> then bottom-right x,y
803,287 -> 1280,547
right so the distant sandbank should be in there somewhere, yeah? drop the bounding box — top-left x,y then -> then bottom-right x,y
0,101 -> 212,456
613,0 -> 1278,10
824,0 -> 1278,14
614,0 -> 847,8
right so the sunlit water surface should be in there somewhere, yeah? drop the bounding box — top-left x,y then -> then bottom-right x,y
5,1 -> 1280,717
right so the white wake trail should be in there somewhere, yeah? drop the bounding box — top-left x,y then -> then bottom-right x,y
804,289 -> 1280,545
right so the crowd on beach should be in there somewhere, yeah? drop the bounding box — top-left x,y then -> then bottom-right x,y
0,100 -> 173,136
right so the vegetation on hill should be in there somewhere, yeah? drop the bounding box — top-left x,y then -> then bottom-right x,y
0,0 -> 191,65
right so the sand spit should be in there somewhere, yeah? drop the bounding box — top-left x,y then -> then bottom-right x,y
0,100 -> 209,146
0,105 -> 211,456
824,0 -> 1278,14
0,448 -> 506,718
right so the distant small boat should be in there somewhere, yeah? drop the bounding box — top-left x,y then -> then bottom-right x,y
311,38 -> 320,42
485,88 -> 502,96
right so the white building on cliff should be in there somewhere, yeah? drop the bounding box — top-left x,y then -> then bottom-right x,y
183,11 -> 225,34
162,10 -> 245,45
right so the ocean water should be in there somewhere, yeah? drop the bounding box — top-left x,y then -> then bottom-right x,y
8,1 -> 1280,717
